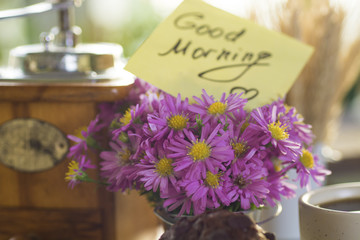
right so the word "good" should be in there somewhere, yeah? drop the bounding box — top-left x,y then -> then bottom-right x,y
174,12 -> 246,42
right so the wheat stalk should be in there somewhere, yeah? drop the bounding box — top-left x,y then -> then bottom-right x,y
250,0 -> 360,144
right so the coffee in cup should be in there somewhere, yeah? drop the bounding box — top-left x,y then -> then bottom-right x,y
298,182 -> 360,240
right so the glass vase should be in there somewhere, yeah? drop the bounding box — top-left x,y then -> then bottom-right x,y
154,202 -> 282,231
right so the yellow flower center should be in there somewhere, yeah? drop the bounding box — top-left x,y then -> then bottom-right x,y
120,109 -> 132,126
65,160 -> 80,181
156,157 -> 174,177
205,171 -> 220,188
231,141 -> 247,158
300,149 -> 314,169
234,175 -> 248,189
118,149 -> 131,165
168,114 -> 188,130
118,132 -> 129,143
208,102 -> 227,115
188,140 -> 211,161
268,121 -> 289,140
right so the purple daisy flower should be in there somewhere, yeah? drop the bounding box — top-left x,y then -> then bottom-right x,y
87,114 -> 109,133
286,110 -> 314,145
168,123 -> 234,180
272,100 -> 314,145
67,116 -> 104,160
226,164 -> 269,210
227,121 -> 261,175
147,93 -> 192,140
292,148 -> 331,188
266,173 -> 297,206
181,170 -> 231,214
137,143 -> 179,197
65,81 -> 331,216
67,133 -> 88,161
250,104 -> 302,158
112,103 -> 146,138
99,134 -> 141,192
65,156 -> 96,189
188,89 -> 247,124
292,121 -> 314,145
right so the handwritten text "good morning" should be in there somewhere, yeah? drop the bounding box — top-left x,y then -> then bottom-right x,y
159,12 -> 272,82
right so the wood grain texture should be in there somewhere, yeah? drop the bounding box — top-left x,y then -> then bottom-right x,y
115,191 -> 160,240
0,82 -> 133,240
0,80 -> 133,102
0,208 -> 103,240
0,102 -> 100,208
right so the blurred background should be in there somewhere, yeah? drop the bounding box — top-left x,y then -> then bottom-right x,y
0,0 -> 359,240
0,0 -> 359,146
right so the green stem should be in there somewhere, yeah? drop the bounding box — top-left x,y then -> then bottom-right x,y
81,175 -> 110,186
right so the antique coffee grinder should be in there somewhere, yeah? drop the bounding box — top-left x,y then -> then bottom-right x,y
0,1 -> 134,239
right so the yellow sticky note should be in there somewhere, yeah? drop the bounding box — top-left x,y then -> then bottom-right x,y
125,0 -> 313,109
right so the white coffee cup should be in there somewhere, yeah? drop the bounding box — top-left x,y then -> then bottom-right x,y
298,182 -> 360,240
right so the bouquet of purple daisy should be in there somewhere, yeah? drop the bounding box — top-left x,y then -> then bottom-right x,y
66,78 -> 330,216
